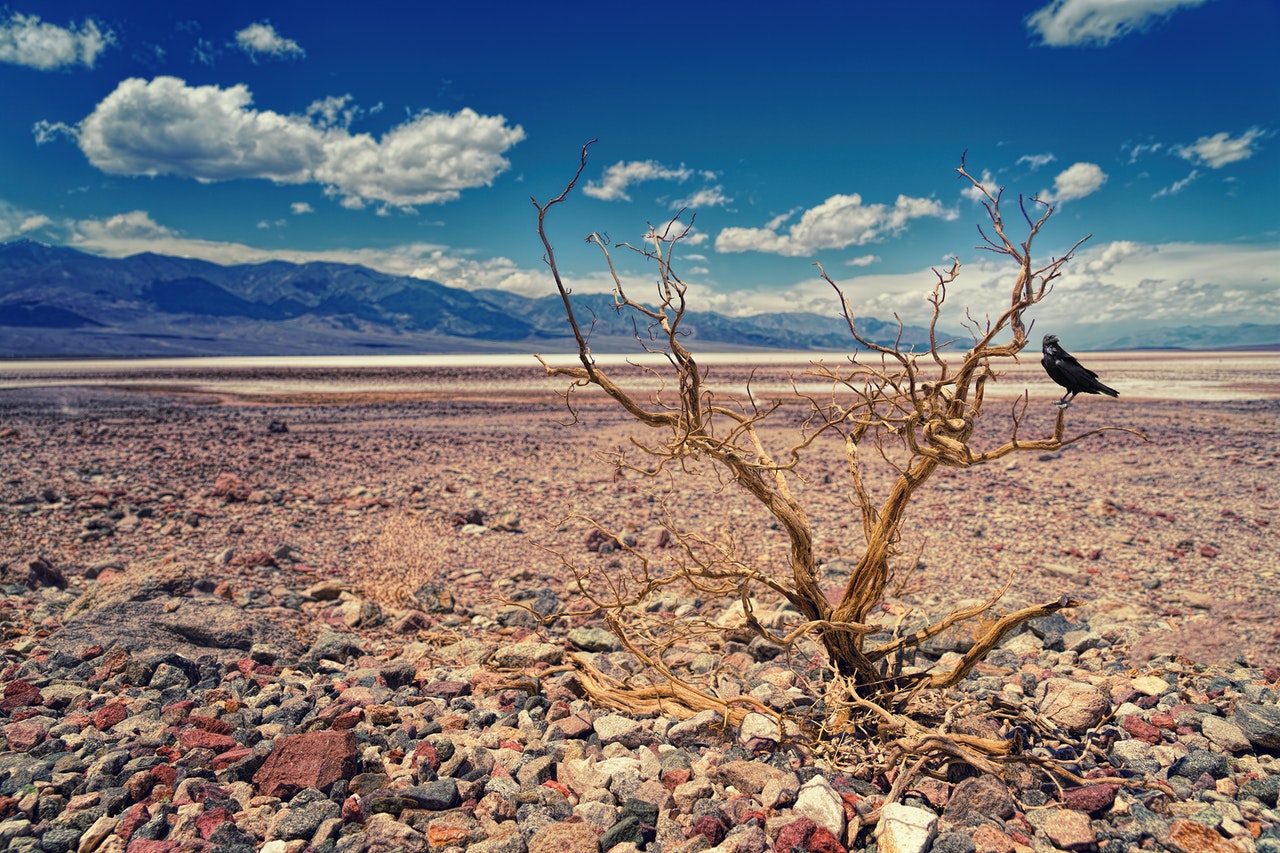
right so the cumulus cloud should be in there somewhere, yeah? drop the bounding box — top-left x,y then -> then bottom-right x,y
291,202 -> 314,215
1043,162 -> 1107,202
584,160 -> 708,201
1027,0 -> 1209,47
0,200 -> 53,239
809,239 -> 1280,348
1176,127 -> 1265,168
234,22 -> 304,60
0,12 -> 113,70
47,76 -> 525,209
74,210 -> 176,242
715,193 -> 956,257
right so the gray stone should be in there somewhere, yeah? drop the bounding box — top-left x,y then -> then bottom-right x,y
593,714 -> 656,748
567,627 -> 621,652
492,641 -> 564,669
666,709 -> 725,748
402,779 -> 461,810
1200,715 -> 1252,752
516,755 -> 556,787
1235,702 -> 1280,750
1168,748 -> 1229,780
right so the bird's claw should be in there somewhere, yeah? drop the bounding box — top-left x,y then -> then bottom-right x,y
1054,400 -> 1072,410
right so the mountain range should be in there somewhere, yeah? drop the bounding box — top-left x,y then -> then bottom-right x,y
1,240 -> 1275,358
0,240 -> 935,358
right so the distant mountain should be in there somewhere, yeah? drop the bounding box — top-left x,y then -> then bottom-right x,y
1096,324 -> 1280,351
0,240 -> 940,358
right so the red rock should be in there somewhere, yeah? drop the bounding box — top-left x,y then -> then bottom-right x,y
1059,784 -> 1117,815
661,768 -> 691,790
807,825 -> 845,853
213,746 -> 254,770
1151,712 -> 1177,729
774,817 -> 815,853
690,814 -> 730,845
1123,715 -> 1162,744
185,715 -> 234,735
342,794 -> 365,823
2,719 -> 48,752
115,803 -> 152,842
331,709 -> 362,730
177,728 -> 237,752
151,764 -> 177,789
196,806 -> 234,840
542,780 -> 573,800
253,729 -> 357,798
0,679 -> 43,712
92,701 -> 128,730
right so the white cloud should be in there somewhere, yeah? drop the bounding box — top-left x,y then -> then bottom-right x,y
0,200 -> 53,239
57,77 -> 525,209
1152,169 -> 1199,198
715,193 -> 956,257
1125,141 -> 1164,162
234,22 -> 304,60
847,254 -> 880,267
584,160 -> 695,201
673,185 -> 731,210
1017,153 -> 1057,171
807,239 -> 1280,347
291,202 -> 314,215
1176,127 -> 1265,168
0,12 -> 113,70
961,169 -> 1000,203
1027,0 -> 1209,47
1043,162 -> 1107,202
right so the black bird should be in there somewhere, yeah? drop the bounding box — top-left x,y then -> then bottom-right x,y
1041,334 -> 1118,408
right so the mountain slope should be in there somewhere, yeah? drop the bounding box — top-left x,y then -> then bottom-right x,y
0,240 -> 945,358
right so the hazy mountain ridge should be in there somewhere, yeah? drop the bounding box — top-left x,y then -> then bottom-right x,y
0,240 -> 1273,357
0,240 -> 936,358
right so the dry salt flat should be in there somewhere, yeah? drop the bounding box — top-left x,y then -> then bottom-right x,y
0,351 -> 1278,853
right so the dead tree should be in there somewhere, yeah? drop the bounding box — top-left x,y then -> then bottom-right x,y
531,142 -> 1144,737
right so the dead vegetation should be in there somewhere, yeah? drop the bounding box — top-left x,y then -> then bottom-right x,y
526,142 -> 1146,782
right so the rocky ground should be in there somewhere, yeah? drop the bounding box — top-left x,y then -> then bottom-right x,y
0,368 -> 1278,853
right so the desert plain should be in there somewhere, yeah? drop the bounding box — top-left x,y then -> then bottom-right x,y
0,349 -> 1278,852
2,349 -> 1278,668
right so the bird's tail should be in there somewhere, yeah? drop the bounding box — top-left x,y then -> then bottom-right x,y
1099,383 -> 1119,398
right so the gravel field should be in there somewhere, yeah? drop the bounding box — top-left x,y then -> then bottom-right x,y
0,355 -> 1277,853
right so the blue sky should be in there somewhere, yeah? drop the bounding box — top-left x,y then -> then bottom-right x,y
1,0 -> 1277,347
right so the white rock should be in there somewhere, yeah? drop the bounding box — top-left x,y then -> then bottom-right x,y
793,775 -> 845,839
874,803 -> 938,853
1130,675 -> 1171,696
738,712 -> 779,746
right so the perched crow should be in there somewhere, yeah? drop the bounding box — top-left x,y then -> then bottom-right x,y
1041,334 -> 1118,408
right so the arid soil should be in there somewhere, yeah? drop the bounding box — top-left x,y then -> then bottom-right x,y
1,356 -> 1277,670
